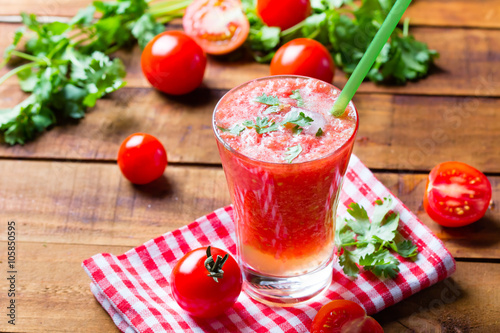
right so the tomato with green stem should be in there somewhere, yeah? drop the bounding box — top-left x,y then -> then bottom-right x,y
256,0 -> 311,30
141,31 -> 206,95
183,0 -> 250,55
170,246 -> 242,318
423,161 -> 492,227
311,300 -> 383,333
270,38 -> 335,83
117,133 -> 168,185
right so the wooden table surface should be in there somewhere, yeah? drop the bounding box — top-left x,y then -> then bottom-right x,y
1,1 -> 499,332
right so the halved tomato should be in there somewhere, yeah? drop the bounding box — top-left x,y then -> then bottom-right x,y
423,162 -> 492,227
182,0 -> 250,55
311,300 -> 383,333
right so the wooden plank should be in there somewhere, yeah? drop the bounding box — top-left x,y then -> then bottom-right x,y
0,241 -> 498,332
0,160 -> 498,259
1,87 -> 499,173
1,23 -> 500,97
375,173 -> 500,260
0,161 -> 231,247
1,0 -> 500,29
403,0 -> 500,29
373,261 -> 500,333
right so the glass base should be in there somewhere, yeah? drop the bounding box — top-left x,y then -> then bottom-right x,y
242,257 -> 333,307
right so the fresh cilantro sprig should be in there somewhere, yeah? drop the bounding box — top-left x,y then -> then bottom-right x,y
290,90 -> 304,107
0,0 -> 189,145
336,197 -> 418,278
242,0 -> 438,84
282,110 -> 313,134
285,144 -> 302,163
254,93 -> 280,106
242,117 -> 279,134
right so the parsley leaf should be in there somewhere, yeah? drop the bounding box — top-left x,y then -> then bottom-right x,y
394,240 -> 418,258
335,197 -> 419,278
254,93 -> 280,106
281,110 -> 313,128
289,90 -> 304,107
316,128 -> 324,137
218,124 -> 246,136
0,0 -> 180,144
284,144 -> 302,163
243,117 -> 279,134
243,0 -> 438,84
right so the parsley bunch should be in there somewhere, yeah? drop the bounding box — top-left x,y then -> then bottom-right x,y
243,0 -> 438,84
336,197 -> 418,278
0,0 -> 189,145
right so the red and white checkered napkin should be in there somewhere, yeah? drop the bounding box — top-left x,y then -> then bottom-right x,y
82,154 -> 456,333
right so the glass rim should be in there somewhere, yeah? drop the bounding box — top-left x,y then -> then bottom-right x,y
212,75 -> 359,166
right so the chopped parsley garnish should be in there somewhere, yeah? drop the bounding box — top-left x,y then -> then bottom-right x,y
289,90 -> 304,107
254,93 -> 280,106
217,124 -> 246,136
282,110 -> 313,128
335,197 -> 418,278
315,128 -> 324,137
263,105 -> 281,115
284,144 -> 302,163
243,117 -> 279,134
243,0 -> 438,84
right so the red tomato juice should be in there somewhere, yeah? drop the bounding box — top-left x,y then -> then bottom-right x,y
213,76 -> 358,277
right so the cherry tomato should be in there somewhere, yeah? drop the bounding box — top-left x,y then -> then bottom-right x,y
257,0 -> 311,30
141,31 -> 206,95
311,300 -> 383,333
170,246 -> 242,318
423,161 -> 492,227
117,133 -> 167,185
183,0 -> 250,55
270,38 -> 335,83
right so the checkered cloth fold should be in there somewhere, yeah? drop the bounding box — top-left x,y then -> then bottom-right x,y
82,154 -> 456,333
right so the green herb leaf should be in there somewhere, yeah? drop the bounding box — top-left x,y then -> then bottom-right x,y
394,240 -> 418,258
254,93 -> 280,106
281,110 -> 313,128
220,123 -> 247,136
316,128 -> 324,137
243,117 -> 279,134
131,13 -> 165,49
244,0 -> 437,84
289,90 -> 304,107
335,197 -> 418,278
263,105 -> 281,114
339,249 -> 359,277
284,144 -> 302,163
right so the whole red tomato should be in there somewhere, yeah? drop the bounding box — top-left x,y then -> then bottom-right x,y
423,161 -> 492,227
270,38 -> 335,83
170,246 -> 242,318
141,31 -> 206,95
117,133 -> 168,185
311,300 -> 384,333
183,0 -> 250,55
257,0 -> 311,30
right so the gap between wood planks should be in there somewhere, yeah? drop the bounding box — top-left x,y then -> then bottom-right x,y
2,156 -> 500,178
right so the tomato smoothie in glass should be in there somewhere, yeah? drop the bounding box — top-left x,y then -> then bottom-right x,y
213,76 -> 358,305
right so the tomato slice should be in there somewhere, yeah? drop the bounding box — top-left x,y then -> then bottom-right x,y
423,162 -> 492,227
311,300 -> 383,333
182,0 -> 250,55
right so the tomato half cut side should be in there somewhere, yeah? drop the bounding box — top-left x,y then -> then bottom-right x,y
183,0 -> 250,55
423,161 -> 492,227
311,300 -> 369,333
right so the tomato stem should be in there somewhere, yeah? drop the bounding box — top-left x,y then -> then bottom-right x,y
204,246 -> 229,283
